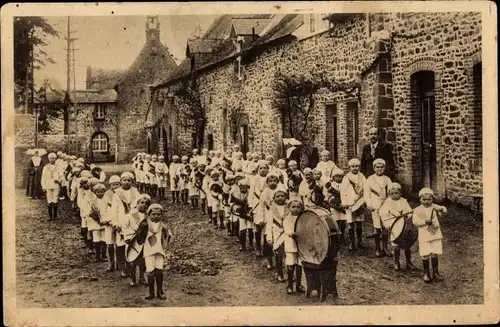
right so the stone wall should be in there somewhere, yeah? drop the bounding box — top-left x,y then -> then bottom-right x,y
116,86 -> 149,162
15,114 -> 36,148
388,12 -> 482,205
73,103 -> 118,161
155,12 -> 482,207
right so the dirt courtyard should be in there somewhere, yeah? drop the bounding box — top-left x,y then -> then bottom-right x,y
15,182 -> 483,308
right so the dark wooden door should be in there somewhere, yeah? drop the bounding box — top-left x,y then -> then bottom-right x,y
421,93 -> 436,189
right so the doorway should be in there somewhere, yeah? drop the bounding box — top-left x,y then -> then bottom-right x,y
410,70 -> 436,191
240,125 -> 249,155
162,127 -> 169,160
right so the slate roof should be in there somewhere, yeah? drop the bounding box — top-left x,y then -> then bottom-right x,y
186,38 -> 223,54
323,13 -> 364,23
33,87 -> 66,104
254,14 -> 304,45
230,18 -> 273,36
203,14 -> 273,39
116,31 -> 178,87
154,14 -> 305,88
67,89 -> 118,104
86,67 -> 124,90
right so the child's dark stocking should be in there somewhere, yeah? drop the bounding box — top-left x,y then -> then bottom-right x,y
248,229 -> 254,250
207,206 -> 213,222
201,199 -> 206,214
295,265 -> 305,292
138,262 -> 146,284
381,231 -> 389,256
156,269 -> 166,299
107,245 -> 115,271
422,258 -> 431,283
100,241 -> 107,261
80,227 -> 88,248
239,230 -> 247,251
275,250 -> 284,281
374,228 -> 382,257
53,203 -> 58,220
355,222 -> 365,248
145,271 -> 155,300
129,263 -> 137,286
47,204 -> 53,221
116,246 -> 128,277
218,210 -> 225,229
405,249 -> 417,270
254,228 -> 262,256
286,265 -> 295,294
93,241 -> 101,262
348,224 -> 356,251
338,220 -> 346,244
393,247 -> 401,270
431,256 -> 442,281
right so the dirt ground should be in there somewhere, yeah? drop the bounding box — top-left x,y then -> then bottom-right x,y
15,177 -> 483,308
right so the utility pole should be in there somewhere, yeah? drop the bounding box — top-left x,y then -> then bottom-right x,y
64,16 -> 79,154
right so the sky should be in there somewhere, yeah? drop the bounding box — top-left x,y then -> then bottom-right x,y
35,15 -> 217,90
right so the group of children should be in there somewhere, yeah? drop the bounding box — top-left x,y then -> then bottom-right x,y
35,142 -> 448,303
130,143 -> 448,287
37,152 -> 173,300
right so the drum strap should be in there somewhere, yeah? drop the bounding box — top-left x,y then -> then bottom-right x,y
349,179 -> 362,195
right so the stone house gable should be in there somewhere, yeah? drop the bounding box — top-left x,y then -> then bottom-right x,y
115,16 -> 178,162
65,89 -> 118,162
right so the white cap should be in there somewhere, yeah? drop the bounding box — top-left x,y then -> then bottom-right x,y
147,203 -> 163,214
348,158 -> 361,166
388,182 -> 402,190
120,172 -> 135,180
419,187 -> 434,197
109,175 -> 121,184
373,158 -> 386,167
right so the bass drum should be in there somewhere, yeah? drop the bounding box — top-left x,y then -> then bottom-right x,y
389,216 -> 418,249
294,206 -> 340,266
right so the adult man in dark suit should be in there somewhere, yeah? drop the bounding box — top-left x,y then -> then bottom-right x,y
360,127 -> 396,179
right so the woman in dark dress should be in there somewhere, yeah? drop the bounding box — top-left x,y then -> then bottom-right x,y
26,150 -> 44,199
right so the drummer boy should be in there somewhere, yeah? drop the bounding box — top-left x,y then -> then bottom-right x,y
412,188 -> 447,283
378,183 -> 415,271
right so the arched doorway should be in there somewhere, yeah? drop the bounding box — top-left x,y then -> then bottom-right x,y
410,70 -> 436,191
90,131 -> 110,162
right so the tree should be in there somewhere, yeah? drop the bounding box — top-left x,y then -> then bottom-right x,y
272,71 -> 361,164
14,17 -> 59,109
174,78 -> 206,151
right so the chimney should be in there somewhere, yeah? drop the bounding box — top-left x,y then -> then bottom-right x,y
146,16 -> 160,40
86,66 -> 91,89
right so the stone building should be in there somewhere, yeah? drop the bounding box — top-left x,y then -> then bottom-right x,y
114,15 -> 178,162
149,12 -> 482,207
65,89 -> 118,162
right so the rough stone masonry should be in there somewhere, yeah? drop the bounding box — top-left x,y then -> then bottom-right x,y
153,12 -> 482,208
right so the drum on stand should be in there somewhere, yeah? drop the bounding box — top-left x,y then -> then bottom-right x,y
294,206 -> 340,301
389,216 -> 418,249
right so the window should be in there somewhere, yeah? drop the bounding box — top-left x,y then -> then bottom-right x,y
92,133 -> 108,152
95,104 -> 105,120
347,101 -> 359,156
309,14 -> 316,33
234,56 -> 243,81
